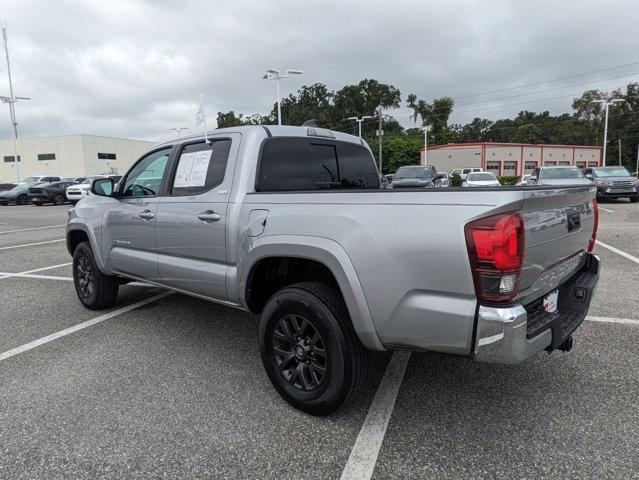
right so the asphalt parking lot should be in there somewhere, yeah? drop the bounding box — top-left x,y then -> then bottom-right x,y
1,201 -> 638,479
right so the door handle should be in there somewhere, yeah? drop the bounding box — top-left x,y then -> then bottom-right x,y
197,210 -> 221,223
138,209 -> 155,220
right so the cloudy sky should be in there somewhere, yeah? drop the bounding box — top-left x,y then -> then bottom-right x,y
0,0 -> 637,142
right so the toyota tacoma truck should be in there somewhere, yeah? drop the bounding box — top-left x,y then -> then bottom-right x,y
66,125 -> 600,415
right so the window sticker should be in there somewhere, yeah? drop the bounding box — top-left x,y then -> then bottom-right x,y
173,150 -> 212,188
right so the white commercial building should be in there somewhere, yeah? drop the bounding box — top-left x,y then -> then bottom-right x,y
421,142 -> 603,176
0,134 -> 156,182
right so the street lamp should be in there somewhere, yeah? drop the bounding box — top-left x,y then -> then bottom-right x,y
420,124 -> 432,165
262,68 -> 303,126
593,98 -> 625,166
170,127 -> 189,137
347,115 -> 372,138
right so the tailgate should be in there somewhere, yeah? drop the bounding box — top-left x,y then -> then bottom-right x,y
519,185 -> 596,296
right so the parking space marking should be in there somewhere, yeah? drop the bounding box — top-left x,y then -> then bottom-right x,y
598,207 -> 615,213
0,291 -> 172,362
587,316 -> 639,325
0,224 -> 66,234
0,238 -> 65,250
596,240 -> 639,265
0,272 -> 72,281
340,351 -> 411,480
0,262 -> 72,280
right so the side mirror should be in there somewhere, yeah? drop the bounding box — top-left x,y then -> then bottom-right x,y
585,174 -> 593,180
91,178 -> 115,197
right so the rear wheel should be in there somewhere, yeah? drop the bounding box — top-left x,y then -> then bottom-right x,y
53,193 -> 66,205
73,241 -> 119,309
16,194 -> 28,205
630,197 -> 639,203
259,282 -> 367,415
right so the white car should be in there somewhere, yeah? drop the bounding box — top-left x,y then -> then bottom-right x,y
462,171 -> 501,187
450,167 -> 483,181
516,174 -> 531,186
66,175 -> 121,203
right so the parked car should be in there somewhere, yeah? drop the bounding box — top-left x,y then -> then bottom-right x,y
462,171 -> 501,187
62,177 -> 87,184
28,180 -> 75,205
583,166 -> 639,203
438,171 -> 450,187
516,174 -> 531,186
0,182 -> 17,192
527,166 -> 592,186
66,175 -> 122,204
390,165 -> 443,188
67,125 -> 599,415
0,179 -> 55,205
450,167 -> 483,180
21,175 -> 61,184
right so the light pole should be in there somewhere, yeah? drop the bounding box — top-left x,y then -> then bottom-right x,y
376,105 -> 383,172
170,127 -> 189,137
347,115 -> 372,138
420,124 -> 432,165
593,98 -> 625,166
262,68 -> 303,126
1,26 -> 29,182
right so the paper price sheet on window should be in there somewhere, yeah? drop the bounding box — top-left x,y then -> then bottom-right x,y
174,150 -> 212,188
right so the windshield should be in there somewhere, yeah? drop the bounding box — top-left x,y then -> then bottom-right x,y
468,172 -> 496,181
540,167 -> 584,179
395,166 -> 433,179
592,167 -> 631,178
22,176 -> 40,182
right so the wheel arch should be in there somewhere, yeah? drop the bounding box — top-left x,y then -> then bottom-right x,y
239,235 -> 385,351
66,221 -> 109,272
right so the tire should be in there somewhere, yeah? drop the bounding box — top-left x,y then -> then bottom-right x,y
70,200 -> 78,205
16,194 -> 28,205
630,197 -> 639,203
53,194 -> 66,205
259,282 -> 367,415
33,202 -> 43,206
72,241 -> 119,310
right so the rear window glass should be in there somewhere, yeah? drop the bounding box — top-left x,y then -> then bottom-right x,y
256,138 -> 380,191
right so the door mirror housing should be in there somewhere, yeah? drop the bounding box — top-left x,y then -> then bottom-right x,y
91,178 -> 115,197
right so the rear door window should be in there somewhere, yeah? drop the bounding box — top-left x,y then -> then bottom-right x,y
256,137 -> 379,191
171,140 -> 231,196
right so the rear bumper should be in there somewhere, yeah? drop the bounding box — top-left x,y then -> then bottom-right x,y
474,253 -> 599,364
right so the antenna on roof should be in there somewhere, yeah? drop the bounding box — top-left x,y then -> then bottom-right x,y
301,119 -> 318,127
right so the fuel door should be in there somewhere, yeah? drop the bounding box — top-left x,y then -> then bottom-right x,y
247,209 -> 269,237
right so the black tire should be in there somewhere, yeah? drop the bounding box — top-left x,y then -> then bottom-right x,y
53,194 -> 66,205
259,282 -> 367,415
16,194 -> 28,205
630,197 -> 639,203
33,202 -> 43,206
72,241 -> 119,310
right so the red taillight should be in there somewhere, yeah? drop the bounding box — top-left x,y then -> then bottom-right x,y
587,198 -> 599,252
465,211 -> 525,301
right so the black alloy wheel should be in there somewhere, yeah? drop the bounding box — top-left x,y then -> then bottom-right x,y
54,194 -> 66,205
272,313 -> 327,391
72,241 -> 119,309
76,255 -> 94,300
17,194 -> 28,205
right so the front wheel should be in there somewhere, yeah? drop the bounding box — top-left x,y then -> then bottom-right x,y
259,282 -> 367,415
53,194 -> 66,205
73,241 -> 119,309
16,194 -> 28,205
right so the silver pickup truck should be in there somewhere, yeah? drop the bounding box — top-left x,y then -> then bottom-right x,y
66,125 -> 600,415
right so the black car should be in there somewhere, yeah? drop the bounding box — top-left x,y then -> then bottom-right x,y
0,182 -> 17,192
28,181 -> 75,205
584,166 -> 639,203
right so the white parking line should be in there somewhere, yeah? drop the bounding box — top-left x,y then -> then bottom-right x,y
0,272 -> 72,281
595,240 -> 639,265
0,262 -> 72,280
340,351 -> 411,480
598,207 -> 615,213
0,291 -> 173,362
0,238 -> 65,250
0,224 -> 66,234
587,316 -> 639,325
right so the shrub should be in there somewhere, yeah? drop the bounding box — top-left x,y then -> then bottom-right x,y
498,175 -> 520,185
450,172 -> 462,187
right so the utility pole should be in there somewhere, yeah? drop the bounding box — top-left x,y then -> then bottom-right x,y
376,106 -> 383,172
1,25 -> 29,183
420,124 -> 432,165
593,98 -> 625,166
636,145 -> 639,176
262,69 -> 303,126
347,115 -> 372,138
618,138 -> 622,166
